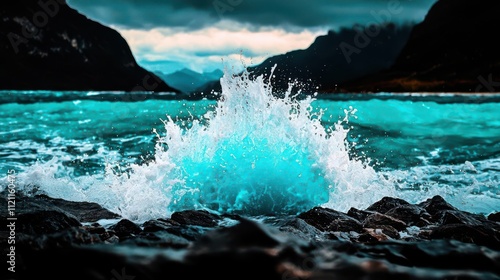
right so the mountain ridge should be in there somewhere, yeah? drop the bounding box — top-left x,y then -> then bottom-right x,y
337,0 -> 500,93
0,0 -> 179,92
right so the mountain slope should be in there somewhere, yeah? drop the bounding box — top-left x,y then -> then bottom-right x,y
196,23 -> 413,96
158,68 -> 223,94
0,0 -> 178,92
340,0 -> 500,93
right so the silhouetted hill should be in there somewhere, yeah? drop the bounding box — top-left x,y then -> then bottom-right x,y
0,0 -> 178,92
157,68 -> 223,94
339,0 -> 500,93
196,23 -> 413,97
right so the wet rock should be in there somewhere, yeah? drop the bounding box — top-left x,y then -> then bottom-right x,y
34,194 -> 121,222
429,224 -> 500,250
417,228 -> 435,240
385,204 -> 432,227
358,231 -> 382,243
418,195 -> 457,217
275,217 -> 326,241
143,219 -> 178,232
5,192 -> 500,280
347,207 -> 374,222
365,197 -> 410,214
358,225 -> 400,243
191,219 -> 282,252
109,219 -> 142,239
19,210 -> 82,236
83,223 -> 106,235
376,225 -> 400,239
363,213 -> 407,231
18,227 -> 102,250
359,229 -> 392,242
298,207 -> 364,233
164,224 -> 212,242
81,223 -> 114,242
104,235 -> 119,244
488,212 -> 500,222
0,192 -> 82,235
122,231 -> 191,249
171,210 -> 221,227
436,210 -> 490,226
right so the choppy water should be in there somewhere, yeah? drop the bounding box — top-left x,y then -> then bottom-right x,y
1,70 -> 499,221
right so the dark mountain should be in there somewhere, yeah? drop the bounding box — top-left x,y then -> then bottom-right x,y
339,0 -> 500,93
0,0 -> 178,92
157,68 -> 223,94
195,23 -> 413,97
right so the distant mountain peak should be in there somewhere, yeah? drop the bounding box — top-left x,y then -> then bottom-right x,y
156,67 -> 224,94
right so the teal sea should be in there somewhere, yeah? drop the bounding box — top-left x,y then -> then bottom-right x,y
1,74 -> 499,221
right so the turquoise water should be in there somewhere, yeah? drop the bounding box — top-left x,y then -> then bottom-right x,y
1,72 -> 499,220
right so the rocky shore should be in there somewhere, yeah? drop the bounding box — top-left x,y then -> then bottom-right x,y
1,191 -> 499,279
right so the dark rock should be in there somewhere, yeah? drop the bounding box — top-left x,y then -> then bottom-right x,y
18,210 -> 81,235
171,210 -> 221,227
283,218 -> 325,241
375,225 -> 400,240
109,219 -> 142,239
357,232 -> 381,243
347,207 -> 374,222
488,212 -> 500,222
436,210 -> 490,227
83,223 -> 106,234
327,218 -> 364,233
385,204 -> 432,227
15,237 -> 500,280
0,0 -> 179,93
417,228 -> 435,240
191,219 -> 282,252
6,195 -> 500,280
103,235 -> 119,244
365,197 -> 410,214
164,224 -> 211,242
143,219 -> 177,232
363,213 -> 407,231
430,224 -> 500,250
121,231 -> 191,249
82,223 -> 116,242
418,195 -> 458,217
0,192 -> 82,235
324,239 -> 500,278
4,192 -> 500,280
18,227 -> 101,250
34,194 -> 120,222
358,226 -> 400,242
298,207 -> 363,233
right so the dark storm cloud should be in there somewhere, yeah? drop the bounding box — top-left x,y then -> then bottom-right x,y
67,0 -> 437,30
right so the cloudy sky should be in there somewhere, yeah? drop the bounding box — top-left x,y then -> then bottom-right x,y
67,0 -> 437,74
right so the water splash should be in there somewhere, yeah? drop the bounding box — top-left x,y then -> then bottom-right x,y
6,66 -> 384,219
156,66 -> 379,215
6,66 -> 497,221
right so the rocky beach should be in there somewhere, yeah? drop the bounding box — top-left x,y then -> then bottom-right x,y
2,190 -> 499,280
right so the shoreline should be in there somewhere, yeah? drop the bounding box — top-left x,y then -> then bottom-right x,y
1,190 -> 499,279
2,90 -> 500,106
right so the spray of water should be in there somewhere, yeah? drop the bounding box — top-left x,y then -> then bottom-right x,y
4,66 -> 401,221
155,65 -> 384,215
